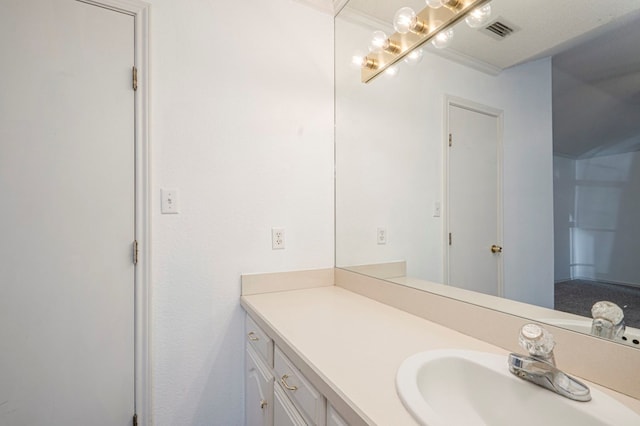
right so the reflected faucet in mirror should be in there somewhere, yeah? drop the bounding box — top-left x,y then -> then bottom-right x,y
591,301 -> 625,340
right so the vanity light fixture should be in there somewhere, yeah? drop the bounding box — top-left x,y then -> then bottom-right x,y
393,7 -> 429,35
357,0 -> 492,83
369,30 -> 401,54
352,53 -> 378,70
426,0 -> 445,9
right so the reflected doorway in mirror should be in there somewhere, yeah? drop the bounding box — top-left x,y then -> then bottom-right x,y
445,96 -> 504,297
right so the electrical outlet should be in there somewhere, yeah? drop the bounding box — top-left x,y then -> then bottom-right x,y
377,227 -> 387,245
272,227 -> 285,250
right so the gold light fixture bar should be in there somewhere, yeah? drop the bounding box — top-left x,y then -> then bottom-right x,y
361,0 -> 491,83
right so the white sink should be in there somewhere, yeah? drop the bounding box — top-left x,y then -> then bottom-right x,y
541,318 -> 640,348
396,349 -> 640,426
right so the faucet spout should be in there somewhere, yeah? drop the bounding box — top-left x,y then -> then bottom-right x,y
508,323 -> 591,402
508,353 -> 591,402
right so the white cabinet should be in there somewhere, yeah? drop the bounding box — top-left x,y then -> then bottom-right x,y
274,347 -> 325,425
273,382 -> 307,426
327,404 -> 349,426
244,313 -> 349,426
246,346 -> 273,426
245,315 -> 274,426
246,315 -> 274,367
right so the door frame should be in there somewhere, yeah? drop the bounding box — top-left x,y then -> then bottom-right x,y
78,0 -> 151,424
442,95 -> 504,296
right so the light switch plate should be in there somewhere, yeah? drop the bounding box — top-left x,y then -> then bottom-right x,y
433,201 -> 441,217
161,188 -> 179,214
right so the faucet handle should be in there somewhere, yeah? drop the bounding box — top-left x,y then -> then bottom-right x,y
591,301 -> 625,339
518,323 -> 555,364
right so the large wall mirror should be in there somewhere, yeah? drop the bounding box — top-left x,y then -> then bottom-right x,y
335,0 -> 640,348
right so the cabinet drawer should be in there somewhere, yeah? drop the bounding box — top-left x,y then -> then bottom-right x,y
246,314 -> 274,367
274,382 -> 306,426
274,347 -> 325,426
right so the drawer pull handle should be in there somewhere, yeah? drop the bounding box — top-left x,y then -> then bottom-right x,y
247,332 -> 259,341
260,399 -> 268,409
280,374 -> 298,391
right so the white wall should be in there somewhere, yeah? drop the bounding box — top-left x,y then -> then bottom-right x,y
335,18 -> 554,308
150,1 -> 334,424
555,152 -> 640,286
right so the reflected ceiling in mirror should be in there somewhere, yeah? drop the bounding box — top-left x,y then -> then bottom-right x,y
335,0 -> 640,348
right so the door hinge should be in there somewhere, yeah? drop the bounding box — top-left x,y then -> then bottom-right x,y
133,240 -> 139,265
449,133 -> 452,147
133,413 -> 138,426
449,232 -> 452,246
132,66 -> 138,91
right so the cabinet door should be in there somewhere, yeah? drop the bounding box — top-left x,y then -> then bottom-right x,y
327,404 -> 349,426
246,347 -> 274,426
274,383 -> 306,426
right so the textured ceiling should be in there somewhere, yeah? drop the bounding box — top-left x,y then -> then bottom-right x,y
339,0 -> 640,157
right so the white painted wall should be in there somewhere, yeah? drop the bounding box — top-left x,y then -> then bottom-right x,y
554,152 -> 640,286
149,1 -> 334,424
335,18 -> 554,308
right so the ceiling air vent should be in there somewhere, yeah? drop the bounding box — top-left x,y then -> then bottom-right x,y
481,18 -> 518,40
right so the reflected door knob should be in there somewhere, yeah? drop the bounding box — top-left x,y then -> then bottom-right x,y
491,244 -> 503,253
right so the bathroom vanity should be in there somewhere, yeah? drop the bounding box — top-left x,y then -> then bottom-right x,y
241,269 -> 640,425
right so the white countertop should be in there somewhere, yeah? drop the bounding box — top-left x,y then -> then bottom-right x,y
241,285 -> 640,425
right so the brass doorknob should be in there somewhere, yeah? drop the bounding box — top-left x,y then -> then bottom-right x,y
491,245 -> 503,253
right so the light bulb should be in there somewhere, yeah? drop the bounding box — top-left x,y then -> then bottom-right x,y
394,7 -> 428,34
426,0 -> 444,9
351,52 -> 376,70
369,30 -> 388,53
465,3 -> 492,28
351,53 -> 366,68
385,65 -> 400,78
431,27 -> 454,49
393,7 -> 416,34
404,48 -> 424,65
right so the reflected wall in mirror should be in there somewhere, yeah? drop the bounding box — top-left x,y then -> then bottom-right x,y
335,0 -> 640,348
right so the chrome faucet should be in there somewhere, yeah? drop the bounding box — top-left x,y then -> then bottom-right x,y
591,301 -> 625,340
508,323 -> 591,402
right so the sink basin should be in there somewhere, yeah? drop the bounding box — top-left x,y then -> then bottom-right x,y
541,318 -> 640,348
396,349 -> 640,426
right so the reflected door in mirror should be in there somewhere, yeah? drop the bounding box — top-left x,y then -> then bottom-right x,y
448,103 -> 502,296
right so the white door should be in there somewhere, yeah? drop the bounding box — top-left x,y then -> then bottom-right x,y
0,1 -> 136,424
447,103 -> 502,296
